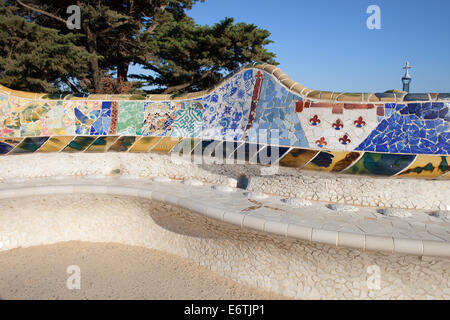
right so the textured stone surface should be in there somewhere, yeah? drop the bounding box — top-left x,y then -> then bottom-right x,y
1,175 -> 449,248
0,194 -> 448,300
0,242 -> 283,300
0,153 -> 448,211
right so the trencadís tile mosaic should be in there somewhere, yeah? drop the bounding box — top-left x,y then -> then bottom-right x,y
0,63 -> 448,178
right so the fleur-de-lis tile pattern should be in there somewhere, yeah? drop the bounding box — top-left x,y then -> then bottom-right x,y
0,63 -> 448,178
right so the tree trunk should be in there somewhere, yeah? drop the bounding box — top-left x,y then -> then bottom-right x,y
117,62 -> 129,82
83,22 -> 101,93
64,78 -> 81,94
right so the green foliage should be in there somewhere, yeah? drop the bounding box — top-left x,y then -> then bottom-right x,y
136,16 -> 277,93
0,14 -> 91,92
0,0 -> 276,94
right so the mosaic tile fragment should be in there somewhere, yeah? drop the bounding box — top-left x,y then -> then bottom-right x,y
151,137 -> 182,153
85,136 -> 119,152
398,155 -> 449,178
37,136 -> 75,152
303,151 -> 361,172
142,102 -> 176,136
279,148 -> 319,168
10,137 -> 49,154
62,136 -> 96,152
127,137 -> 162,153
171,138 -> 201,155
247,73 -> 308,147
171,101 -> 203,138
117,101 -> 144,135
108,102 -> 119,134
256,146 -> 291,165
201,69 -> 256,141
0,138 -> 23,154
109,136 -> 138,152
343,153 -> 416,176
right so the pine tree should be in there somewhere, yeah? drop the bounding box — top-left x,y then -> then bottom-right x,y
1,0 -> 277,94
0,13 -> 91,93
135,16 -> 276,93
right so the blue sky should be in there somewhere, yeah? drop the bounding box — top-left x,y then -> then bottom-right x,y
133,0 -> 450,93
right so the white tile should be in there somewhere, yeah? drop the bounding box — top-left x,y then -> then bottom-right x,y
242,215 -> 266,231
312,229 -> 338,246
287,224 -> 312,241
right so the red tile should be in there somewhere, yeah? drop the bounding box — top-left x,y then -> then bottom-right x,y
332,104 -> 344,114
295,101 -> 304,113
344,103 -> 375,110
377,106 -> 385,116
311,102 -> 333,108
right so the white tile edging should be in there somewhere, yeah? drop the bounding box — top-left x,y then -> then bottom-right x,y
0,184 -> 448,258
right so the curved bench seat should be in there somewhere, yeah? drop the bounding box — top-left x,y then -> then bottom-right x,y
1,175 -> 448,258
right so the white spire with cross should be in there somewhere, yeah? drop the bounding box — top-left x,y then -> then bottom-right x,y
403,61 -> 412,79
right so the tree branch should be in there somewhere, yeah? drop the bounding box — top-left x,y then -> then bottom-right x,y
141,63 -> 162,75
63,77 -> 81,93
16,0 -> 67,24
97,21 -> 128,35
163,69 -> 217,94
145,4 -> 167,34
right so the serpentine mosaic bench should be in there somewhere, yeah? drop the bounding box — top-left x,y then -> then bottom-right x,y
0,63 -> 448,179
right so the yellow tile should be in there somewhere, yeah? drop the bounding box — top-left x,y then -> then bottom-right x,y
0,84 -> 13,95
107,136 -> 138,152
279,148 -> 319,168
37,136 -> 74,152
11,90 -> 39,99
336,93 -> 364,102
398,155 -> 450,178
151,137 -> 183,153
85,136 -> 120,152
127,137 -> 162,153
303,151 -> 361,172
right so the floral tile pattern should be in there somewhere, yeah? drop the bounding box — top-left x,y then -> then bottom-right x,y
297,102 -> 379,151
201,69 -> 255,141
0,65 -> 448,178
142,102 -> 176,137
64,101 -> 103,135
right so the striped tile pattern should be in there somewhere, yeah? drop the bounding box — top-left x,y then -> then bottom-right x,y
0,64 -> 448,179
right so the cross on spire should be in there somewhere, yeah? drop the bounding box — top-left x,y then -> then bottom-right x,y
402,61 -> 412,92
403,61 -> 412,79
